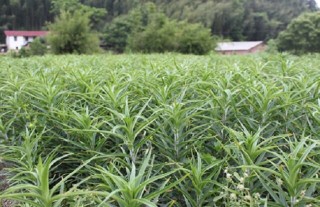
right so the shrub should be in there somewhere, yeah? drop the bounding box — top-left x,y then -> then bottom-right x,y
105,3 -> 215,55
128,19 -> 214,55
176,22 -> 214,55
29,38 -> 47,56
48,10 -> 100,54
265,39 -> 278,53
128,17 -> 178,53
9,47 -> 31,58
18,47 -> 31,58
104,15 -> 134,53
9,38 -> 47,58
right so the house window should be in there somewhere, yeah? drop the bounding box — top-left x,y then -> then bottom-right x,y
14,36 -> 17,41
25,36 -> 29,41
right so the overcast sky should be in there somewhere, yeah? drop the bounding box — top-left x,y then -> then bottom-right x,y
317,0 -> 320,7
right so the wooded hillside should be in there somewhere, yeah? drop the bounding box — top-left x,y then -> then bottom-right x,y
0,0 -> 318,43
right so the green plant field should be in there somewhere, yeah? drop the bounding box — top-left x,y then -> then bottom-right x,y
0,53 -> 320,207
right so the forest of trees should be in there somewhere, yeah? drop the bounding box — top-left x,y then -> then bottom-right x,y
0,0 -> 318,45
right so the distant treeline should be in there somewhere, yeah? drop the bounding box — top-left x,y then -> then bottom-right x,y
0,0 -> 318,43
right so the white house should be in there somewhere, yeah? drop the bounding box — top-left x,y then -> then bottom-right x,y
4,30 -> 48,50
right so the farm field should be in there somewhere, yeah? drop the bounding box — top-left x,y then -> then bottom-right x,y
0,53 -> 320,207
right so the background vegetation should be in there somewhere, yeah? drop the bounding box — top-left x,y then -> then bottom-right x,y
0,0 -> 318,44
277,12 -> 320,54
1,0 -> 319,54
1,54 -> 320,206
107,3 -> 214,54
48,10 -> 100,54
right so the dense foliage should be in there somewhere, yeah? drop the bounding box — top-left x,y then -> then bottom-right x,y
10,38 -> 47,58
106,3 -> 214,54
1,54 -> 320,206
277,12 -> 320,54
0,0 -> 318,43
29,38 -> 47,56
48,11 -> 100,54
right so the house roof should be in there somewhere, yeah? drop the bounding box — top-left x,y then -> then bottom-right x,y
215,41 -> 263,51
4,30 -> 48,37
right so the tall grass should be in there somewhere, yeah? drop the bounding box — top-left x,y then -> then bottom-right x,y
0,53 -> 320,206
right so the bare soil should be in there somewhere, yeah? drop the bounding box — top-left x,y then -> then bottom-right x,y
0,162 -> 14,207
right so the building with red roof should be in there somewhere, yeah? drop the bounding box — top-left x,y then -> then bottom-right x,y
4,30 -> 48,50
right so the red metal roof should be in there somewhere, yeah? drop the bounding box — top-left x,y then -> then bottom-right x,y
4,30 -> 48,37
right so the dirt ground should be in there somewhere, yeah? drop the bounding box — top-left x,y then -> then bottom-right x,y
0,162 -> 14,207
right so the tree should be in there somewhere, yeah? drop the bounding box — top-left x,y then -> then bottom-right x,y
51,0 -> 107,31
104,2 -> 162,53
152,0 -> 318,41
127,16 -> 177,53
0,0 -> 53,43
277,12 -> 320,54
0,0 -> 318,44
307,0 -> 318,11
47,10 -> 100,54
127,17 -> 214,55
104,15 -> 136,53
176,22 -> 214,55
104,2 -> 214,54
210,0 -> 245,41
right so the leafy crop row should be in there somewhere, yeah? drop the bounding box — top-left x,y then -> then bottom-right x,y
0,54 -> 320,206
